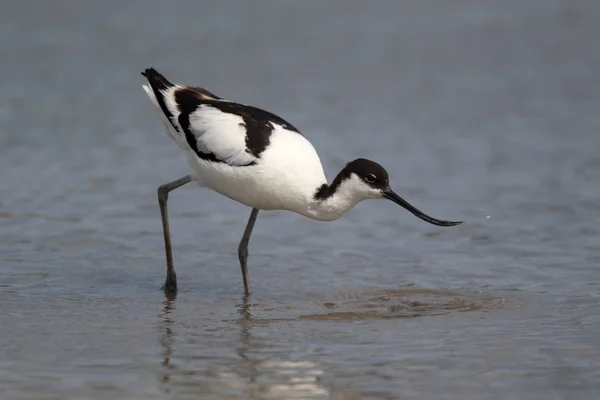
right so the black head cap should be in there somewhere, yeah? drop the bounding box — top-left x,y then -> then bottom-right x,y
314,158 -> 389,200
343,158 -> 390,190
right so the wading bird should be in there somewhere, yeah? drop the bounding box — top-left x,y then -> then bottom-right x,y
141,68 -> 462,295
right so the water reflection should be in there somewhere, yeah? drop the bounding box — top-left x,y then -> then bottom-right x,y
235,294 -> 259,396
235,295 -> 331,398
159,293 -> 176,389
155,286 -> 515,397
157,293 -> 331,398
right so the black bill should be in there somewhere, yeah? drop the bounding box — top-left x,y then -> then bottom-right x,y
383,190 -> 463,227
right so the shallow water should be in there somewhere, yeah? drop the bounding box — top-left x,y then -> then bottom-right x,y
1,0 -> 600,399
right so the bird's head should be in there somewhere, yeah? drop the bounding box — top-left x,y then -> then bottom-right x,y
339,158 -> 463,227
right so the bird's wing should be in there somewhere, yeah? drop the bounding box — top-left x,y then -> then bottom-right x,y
142,68 -> 302,167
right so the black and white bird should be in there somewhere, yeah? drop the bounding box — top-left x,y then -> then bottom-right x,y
141,68 -> 462,295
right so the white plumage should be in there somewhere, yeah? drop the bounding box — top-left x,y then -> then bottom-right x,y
142,82 -> 330,216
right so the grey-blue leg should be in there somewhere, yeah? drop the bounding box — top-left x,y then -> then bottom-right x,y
158,175 -> 192,293
238,208 -> 259,295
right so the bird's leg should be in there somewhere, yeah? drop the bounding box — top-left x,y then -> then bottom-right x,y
238,208 -> 259,296
158,175 -> 192,293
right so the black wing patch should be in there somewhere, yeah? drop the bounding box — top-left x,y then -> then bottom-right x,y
174,92 -> 303,163
143,67 -> 302,166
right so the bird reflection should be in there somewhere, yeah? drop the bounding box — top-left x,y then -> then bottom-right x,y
157,292 -> 259,394
158,292 -> 176,388
157,292 -> 329,398
236,294 -> 259,387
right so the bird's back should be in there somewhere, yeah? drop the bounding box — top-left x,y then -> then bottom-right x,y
142,68 -> 327,212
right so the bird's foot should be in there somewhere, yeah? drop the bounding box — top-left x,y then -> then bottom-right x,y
162,270 -> 177,294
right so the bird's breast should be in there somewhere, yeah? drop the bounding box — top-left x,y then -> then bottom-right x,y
190,129 -> 327,213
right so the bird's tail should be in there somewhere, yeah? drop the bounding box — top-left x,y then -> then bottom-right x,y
142,67 -> 175,93
141,68 -> 178,121
141,67 -> 185,148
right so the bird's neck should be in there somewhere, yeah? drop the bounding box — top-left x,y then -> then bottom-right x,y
306,173 -> 364,221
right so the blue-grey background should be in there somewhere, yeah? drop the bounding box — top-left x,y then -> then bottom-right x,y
1,1 -> 599,399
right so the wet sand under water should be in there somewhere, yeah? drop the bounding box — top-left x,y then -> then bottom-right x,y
234,286 -> 517,323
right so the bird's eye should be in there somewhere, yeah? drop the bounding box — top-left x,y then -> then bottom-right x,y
365,174 -> 377,183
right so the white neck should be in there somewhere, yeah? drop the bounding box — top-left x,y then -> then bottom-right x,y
305,175 -> 374,221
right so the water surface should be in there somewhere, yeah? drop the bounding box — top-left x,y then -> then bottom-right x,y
1,1 -> 599,399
